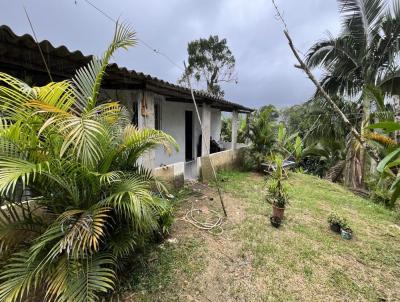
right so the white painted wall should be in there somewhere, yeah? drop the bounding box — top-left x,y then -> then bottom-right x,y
154,100 -> 199,166
154,100 -> 222,167
101,88 -> 223,168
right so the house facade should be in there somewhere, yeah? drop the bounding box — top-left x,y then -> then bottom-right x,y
0,25 -> 252,186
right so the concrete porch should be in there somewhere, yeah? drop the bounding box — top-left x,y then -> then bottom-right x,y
153,146 -> 248,188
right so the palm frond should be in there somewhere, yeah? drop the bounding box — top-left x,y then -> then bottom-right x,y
102,175 -> 160,232
33,81 -> 76,114
107,227 -> 137,258
339,0 -> 385,46
46,254 -> 116,302
0,157 -> 49,196
306,34 -> 359,70
65,254 -> 116,302
0,73 -> 36,119
123,125 -> 178,162
0,202 -> 47,253
40,114 -> 107,167
0,251 -> 42,302
56,207 -> 111,257
72,22 -> 136,111
99,125 -> 178,172
29,207 -> 111,264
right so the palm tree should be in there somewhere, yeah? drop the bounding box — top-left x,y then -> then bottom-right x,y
0,23 -> 177,301
306,0 -> 400,186
246,105 -> 279,169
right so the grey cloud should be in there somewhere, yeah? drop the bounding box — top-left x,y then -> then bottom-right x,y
1,0 -> 341,109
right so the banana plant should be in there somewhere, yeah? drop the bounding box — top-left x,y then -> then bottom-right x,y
370,121 -> 400,204
273,123 -> 299,157
292,136 -> 303,164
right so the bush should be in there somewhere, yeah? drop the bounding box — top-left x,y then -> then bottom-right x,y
366,175 -> 394,207
327,212 -> 348,228
0,23 -> 178,301
243,106 -> 278,171
266,154 -> 289,208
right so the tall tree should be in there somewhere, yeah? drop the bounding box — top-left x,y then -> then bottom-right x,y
306,0 -> 400,186
180,35 -> 237,98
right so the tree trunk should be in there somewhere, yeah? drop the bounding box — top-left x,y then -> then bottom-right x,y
360,97 -> 371,187
344,138 -> 363,188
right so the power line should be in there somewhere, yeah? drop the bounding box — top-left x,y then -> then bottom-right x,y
82,0 -> 114,23
80,0 -> 184,71
138,39 -> 184,71
23,6 -> 53,82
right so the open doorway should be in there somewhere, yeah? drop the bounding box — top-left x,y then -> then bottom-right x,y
185,110 -> 193,161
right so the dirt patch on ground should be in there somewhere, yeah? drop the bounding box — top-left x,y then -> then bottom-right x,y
170,182 -> 259,302
124,181 -> 260,302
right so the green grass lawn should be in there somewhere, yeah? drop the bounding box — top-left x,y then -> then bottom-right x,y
124,171 -> 400,301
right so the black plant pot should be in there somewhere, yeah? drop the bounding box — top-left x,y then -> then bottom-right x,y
330,223 -> 341,233
270,216 -> 282,228
340,228 -> 353,240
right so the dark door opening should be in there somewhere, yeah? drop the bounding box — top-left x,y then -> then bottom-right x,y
185,111 -> 193,161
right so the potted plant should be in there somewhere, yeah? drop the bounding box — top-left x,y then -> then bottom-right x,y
267,154 -> 289,220
327,212 -> 344,233
340,222 -> 353,240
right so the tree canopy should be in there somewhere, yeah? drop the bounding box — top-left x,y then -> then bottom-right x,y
180,35 -> 237,98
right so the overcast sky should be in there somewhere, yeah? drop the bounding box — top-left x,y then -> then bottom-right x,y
1,0 -> 342,109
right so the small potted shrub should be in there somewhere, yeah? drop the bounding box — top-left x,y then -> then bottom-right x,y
327,212 -> 344,233
340,222 -> 353,240
267,154 -> 289,220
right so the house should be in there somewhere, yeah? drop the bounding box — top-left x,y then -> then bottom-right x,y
0,25 -> 252,186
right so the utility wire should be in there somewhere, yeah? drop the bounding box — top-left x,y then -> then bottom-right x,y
81,0 -> 183,71
23,6 -> 53,82
83,0 -> 114,22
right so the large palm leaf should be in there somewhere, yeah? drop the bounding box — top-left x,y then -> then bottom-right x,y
0,22 -> 177,302
73,22 -> 136,112
306,0 -> 400,96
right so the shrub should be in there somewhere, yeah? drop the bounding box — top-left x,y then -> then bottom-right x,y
246,106 -> 278,170
266,154 -> 289,208
327,212 -> 347,228
0,23 -> 178,301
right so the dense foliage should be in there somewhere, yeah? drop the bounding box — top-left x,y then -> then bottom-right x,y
280,98 -> 357,179
243,105 -> 279,170
306,0 -> 400,186
371,121 -> 400,206
220,114 -> 247,144
179,35 -> 237,98
0,23 -> 178,301
266,154 -> 289,208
